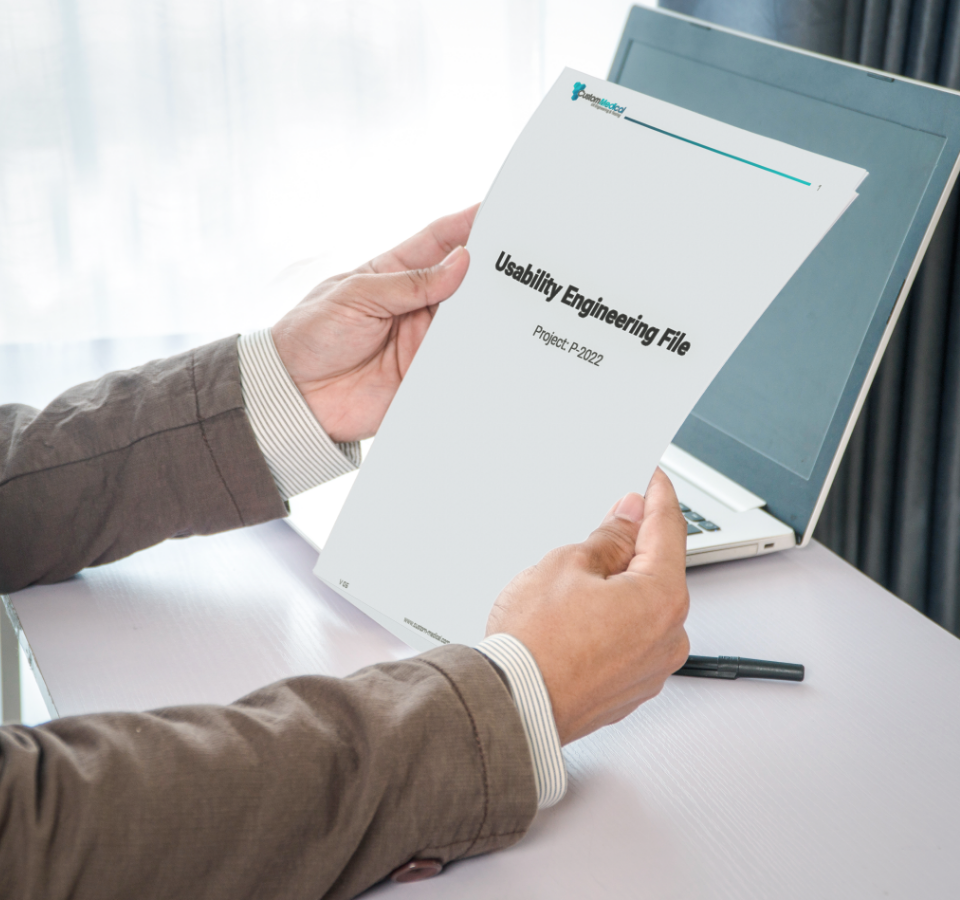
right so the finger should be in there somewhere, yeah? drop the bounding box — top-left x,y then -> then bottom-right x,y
341,245 -> 470,319
579,492 -> 645,577
628,468 -> 688,575
361,204 -> 480,275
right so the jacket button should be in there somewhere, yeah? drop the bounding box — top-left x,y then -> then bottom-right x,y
390,859 -> 444,883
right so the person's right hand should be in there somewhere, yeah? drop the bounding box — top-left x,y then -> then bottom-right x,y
486,468 -> 690,745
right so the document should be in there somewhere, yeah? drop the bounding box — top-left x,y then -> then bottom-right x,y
314,69 -> 866,650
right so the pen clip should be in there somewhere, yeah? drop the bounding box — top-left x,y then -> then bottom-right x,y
717,656 -> 739,679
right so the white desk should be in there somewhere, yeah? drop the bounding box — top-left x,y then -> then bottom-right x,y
5,522 -> 960,899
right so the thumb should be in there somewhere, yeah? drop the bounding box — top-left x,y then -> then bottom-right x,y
344,245 -> 470,318
629,468 -> 688,575
580,492 -> 645,577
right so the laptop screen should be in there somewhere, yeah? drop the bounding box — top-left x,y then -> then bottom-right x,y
620,42 -> 944,480
610,7 -> 960,538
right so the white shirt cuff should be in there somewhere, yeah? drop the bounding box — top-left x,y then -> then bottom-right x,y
237,329 -> 361,500
476,633 -> 567,809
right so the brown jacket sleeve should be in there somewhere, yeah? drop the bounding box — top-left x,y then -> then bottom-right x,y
0,336 -> 287,592
0,645 -> 537,900
0,337 -> 539,897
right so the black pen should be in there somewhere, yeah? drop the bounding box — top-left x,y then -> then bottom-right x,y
673,655 -> 804,682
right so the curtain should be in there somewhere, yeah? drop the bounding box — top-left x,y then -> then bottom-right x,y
661,0 -> 960,635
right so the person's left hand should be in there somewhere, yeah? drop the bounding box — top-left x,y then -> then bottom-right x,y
271,205 -> 477,443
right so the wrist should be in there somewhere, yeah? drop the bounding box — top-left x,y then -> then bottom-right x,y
237,329 -> 361,499
475,634 -> 568,809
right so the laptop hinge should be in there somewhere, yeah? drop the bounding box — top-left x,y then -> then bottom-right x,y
660,444 -> 766,512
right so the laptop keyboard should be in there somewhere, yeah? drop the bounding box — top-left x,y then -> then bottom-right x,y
680,502 -> 720,535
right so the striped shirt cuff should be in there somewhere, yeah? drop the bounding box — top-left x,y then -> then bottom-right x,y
476,633 -> 567,809
237,329 -> 362,500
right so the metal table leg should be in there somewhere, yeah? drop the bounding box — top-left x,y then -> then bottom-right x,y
1,597 -> 22,725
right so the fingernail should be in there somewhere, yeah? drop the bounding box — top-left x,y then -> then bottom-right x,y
613,492 -> 644,524
439,245 -> 465,268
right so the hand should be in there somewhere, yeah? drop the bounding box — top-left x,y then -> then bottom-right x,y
486,468 -> 690,745
271,205 -> 477,443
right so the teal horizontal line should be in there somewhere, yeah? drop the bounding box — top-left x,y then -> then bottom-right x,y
624,117 -> 811,186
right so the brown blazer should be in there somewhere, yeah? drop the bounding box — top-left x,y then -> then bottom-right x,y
0,338 -> 537,899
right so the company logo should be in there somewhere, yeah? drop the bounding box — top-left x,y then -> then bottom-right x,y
571,81 -> 626,117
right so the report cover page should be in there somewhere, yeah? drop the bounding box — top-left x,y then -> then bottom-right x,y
314,69 -> 866,650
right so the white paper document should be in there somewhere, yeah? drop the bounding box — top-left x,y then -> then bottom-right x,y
314,69 -> 866,650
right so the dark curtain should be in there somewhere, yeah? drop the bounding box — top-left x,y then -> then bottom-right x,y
661,0 -> 960,635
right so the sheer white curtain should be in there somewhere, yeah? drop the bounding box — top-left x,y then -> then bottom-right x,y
0,0 -> 654,345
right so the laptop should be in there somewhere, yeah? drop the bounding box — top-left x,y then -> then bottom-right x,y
288,7 -> 960,569
611,5 -> 960,567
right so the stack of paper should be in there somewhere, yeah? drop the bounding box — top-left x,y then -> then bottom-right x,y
314,69 -> 866,650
